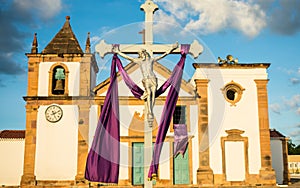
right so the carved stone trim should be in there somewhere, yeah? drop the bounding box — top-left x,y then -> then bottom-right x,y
221,80 -> 245,106
221,129 -> 249,184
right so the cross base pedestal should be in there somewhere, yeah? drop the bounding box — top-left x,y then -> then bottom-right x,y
197,167 -> 214,185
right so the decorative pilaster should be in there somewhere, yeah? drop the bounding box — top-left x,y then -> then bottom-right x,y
75,104 -> 90,184
254,79 -> 276,185
21,104 -> 38,186
80,54 -> 92,96
194,79 -> 214,185
26,55 -> 40,96
282,137 -> 290,185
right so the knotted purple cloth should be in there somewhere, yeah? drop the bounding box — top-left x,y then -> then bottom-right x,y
85,45 -> 190,183
173,124 -> 188,157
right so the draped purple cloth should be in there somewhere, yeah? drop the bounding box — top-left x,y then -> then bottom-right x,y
85,54 -> 120,183
85,45 -> 190,183
174,124 -> 188,157
148,45 -> 189,179
115,56 -> 144,99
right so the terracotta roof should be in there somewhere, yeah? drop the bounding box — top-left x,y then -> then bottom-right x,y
0,130 -> 25,139
42,16 -> 83,54
270,129 -> 285,138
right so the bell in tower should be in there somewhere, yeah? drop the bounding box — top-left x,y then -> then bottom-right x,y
53,67 -> 65,94
54,79 -> 64,91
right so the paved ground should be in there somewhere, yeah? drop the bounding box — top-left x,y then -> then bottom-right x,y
289,175 -> 300,187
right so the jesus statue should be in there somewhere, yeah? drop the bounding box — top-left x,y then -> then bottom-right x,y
113,42 -> 178,121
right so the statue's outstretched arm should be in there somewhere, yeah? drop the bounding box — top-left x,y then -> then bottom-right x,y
154,42 -> 179,62
112,46 -> 135,62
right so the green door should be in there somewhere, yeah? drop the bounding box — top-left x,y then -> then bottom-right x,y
174,146 -> 189,184
133,142 -> 144,185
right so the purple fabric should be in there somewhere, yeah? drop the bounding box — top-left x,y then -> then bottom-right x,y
85,54 -> 120,183
85,44 -> 189,183
115,56 -> 144,99
180,44 -> 190,54
173,124 -> 188,157
148,45 -> 189,179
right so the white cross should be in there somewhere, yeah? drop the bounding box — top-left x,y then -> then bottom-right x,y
96,1 -> 203,58
95,1 -> 203,187
141,0 -> 158,45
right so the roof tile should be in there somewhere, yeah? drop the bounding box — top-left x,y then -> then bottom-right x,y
42,16 -> 83,54
0,130 -> 25,139
270,129 -> 285,138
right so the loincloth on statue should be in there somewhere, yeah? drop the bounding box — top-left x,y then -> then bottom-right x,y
142,77 -> 157,88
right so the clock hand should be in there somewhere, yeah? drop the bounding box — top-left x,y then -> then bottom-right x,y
51,111 -> 60,115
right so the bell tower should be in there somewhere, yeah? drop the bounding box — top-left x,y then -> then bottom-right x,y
21,16 -> 98,186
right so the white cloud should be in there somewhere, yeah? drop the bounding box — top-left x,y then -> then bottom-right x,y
0,0 -> 63,75
153,11 -> 180,36
154,0 -> 267,38
14,0 -> 62,20
277,67 -> 294,75
290,122 -> 300,144
90,36 -> 101,47
277,67 -> 300,85
290,78 -> 300,85
155,0 -> 190,20
284,94 -> 300,115
289,130 -> 300,137
270,103 -> 281,114
285,94 -> 300,108
266,1 -> 300,35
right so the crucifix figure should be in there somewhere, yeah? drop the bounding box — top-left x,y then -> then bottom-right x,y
95,0 -> 203,187
113,43 -> 178,120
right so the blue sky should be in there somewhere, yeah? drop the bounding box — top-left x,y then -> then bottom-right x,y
0,0 -> 299,144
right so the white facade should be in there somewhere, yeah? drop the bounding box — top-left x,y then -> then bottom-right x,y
0,139 -> 24,186
192,66 -> 269,177
225,142 -> 246,181
35,105 -> 78,180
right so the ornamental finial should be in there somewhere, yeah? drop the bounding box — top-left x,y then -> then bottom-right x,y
218,55 -> 238,64
85,32 -> 91,53
31,33 -> 38,53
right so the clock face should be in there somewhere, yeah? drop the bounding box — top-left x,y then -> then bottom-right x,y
45,105 -> 63,123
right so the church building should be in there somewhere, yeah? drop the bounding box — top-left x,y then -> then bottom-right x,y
0,15 -> 284,187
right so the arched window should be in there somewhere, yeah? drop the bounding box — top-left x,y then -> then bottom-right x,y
52,66 -> 65,95
49,63 -> 69,96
